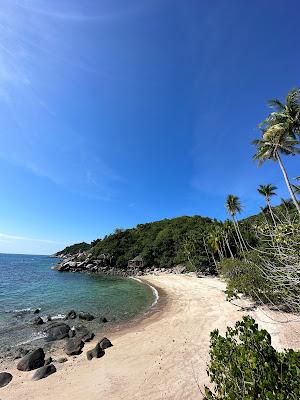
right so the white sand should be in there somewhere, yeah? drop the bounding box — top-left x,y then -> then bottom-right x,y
2,274 -> 300,400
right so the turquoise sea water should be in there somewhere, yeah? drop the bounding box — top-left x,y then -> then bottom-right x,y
0,253 -> 154,347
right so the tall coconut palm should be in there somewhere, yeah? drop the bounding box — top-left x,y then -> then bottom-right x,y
257,184 -> 277,225
253,124 -> 300,216
225,195 -> 246,251
259,88 -> 300,138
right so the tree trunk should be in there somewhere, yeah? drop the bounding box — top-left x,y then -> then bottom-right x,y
232,216 -> 244,252
266,198 -> 277,226
236,219 -> 248,251
225,236 -> 234,259
276,152 -> 300,217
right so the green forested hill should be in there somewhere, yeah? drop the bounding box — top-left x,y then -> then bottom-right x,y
90,216 -> 217,270
55,202 -> 294,271
55,241 -> 91,256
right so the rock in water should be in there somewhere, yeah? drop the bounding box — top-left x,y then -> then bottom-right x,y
33,309 -> 40,314
100,317 -> 108,323
74,326 -> 94,342
64,338 -> 84,355
78,312 -> 94,321
17,348 -> 45,371
32,364 -> 56,381
44,322 -> 70,341
99,337 -> 113,350
0,372 -> 13,387
33,316 -> 44,325
66,310 -> 77,319
86,343 -> 105,361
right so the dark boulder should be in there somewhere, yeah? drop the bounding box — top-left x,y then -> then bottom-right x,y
17,348 -> 45,371
33,316 -> 44,325
86,343 -> 105,361
44,322 -> 70,341
100,317 -> 108,323
99,337 -> 113,350
66,310 -> 77,320
0,372 -> 13,388
74,326 -> 94,342
47,315 -> 52,321
78,312 -> 94,321
64,337 -> 84,355
32,364 -> 56,381
33,309 -> 40,314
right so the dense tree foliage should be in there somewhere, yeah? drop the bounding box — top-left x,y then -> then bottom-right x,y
204,316 -> 300,400
55,242 -> 91,256
90,216 -> 220,273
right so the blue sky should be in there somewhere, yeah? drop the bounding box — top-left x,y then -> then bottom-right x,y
0,0 -> 299,254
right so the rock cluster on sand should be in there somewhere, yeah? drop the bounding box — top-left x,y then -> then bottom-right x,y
86,337 -> 113,361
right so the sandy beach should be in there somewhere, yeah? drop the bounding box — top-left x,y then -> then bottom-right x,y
2,274 -> 300,400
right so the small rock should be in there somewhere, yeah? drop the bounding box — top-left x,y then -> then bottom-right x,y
33,316 -> 44,325
86,343 -> 105,361
66,310 -> 77,320
100,317 -> 108,323
74,326 -> 94,342
78,312 -> 94,321
17,348 -> 45,371
47,315 -> 52,321
64,337 -> 84,356
56,357 -> 68,363
0,372 -> 13,387
99,337 -> 113,350
33,309 -> 40,314
32,364 -> 56,381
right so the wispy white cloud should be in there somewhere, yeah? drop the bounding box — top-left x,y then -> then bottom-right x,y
0,232 -> 62,244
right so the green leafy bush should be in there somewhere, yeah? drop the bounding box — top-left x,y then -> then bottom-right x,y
204,316 -> 300,400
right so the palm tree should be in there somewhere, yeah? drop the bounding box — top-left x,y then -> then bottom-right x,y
253,124 -> 300,216
225,195 -> 246,251
259,88 -> 300,139
257,184 -> 277,225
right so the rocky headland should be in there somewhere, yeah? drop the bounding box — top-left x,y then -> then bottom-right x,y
54,252 -> 189,276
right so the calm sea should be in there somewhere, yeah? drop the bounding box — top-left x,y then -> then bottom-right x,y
0,253 -> 154,347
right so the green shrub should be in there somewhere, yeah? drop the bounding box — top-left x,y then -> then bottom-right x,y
204,316 -> 300,400
218,253 -> 282,305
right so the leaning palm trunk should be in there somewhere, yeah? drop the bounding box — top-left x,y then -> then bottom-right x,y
233,216 -> 247,251
276,152 -> 300,217
225,236 -> 234,259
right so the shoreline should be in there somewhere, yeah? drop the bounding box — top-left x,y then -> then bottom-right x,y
1,274 -> 300,400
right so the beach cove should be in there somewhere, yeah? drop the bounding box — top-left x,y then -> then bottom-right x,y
2,274 -> 299,400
